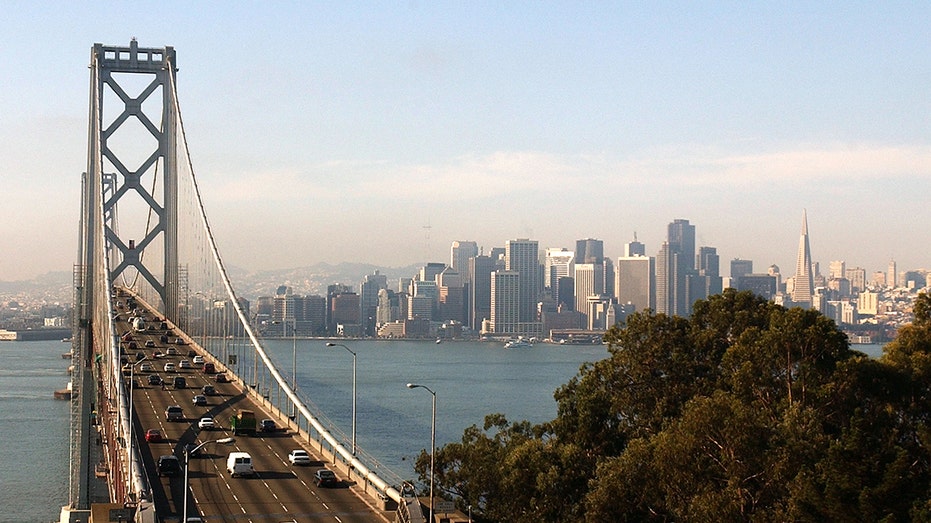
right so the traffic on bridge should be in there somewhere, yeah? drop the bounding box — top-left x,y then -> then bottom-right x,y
115,290 -> 391,522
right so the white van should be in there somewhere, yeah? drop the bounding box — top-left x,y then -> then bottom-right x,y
226,452 -> 254,477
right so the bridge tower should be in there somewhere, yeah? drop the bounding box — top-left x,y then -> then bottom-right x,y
83,38 -> 181,320
69,40 -> 180,519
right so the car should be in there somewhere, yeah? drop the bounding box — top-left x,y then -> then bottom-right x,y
157,455 -> 181,476
163,362 -> 176,373
259,419 -> 277,433
125,377 -> 140,389
147,374 -> 162,386
159,334 -> 169,344
144,340 -> 156,348
166,347 -> 178,356
192,394 -> 207,406
175,338 -> 187,346
202,385 -> 216,396
144,429 -> 162,442
314,469 -> 338,487
165,405 -> 183,422
197,417 -> 215,430
173,376 -> 187,389
135,351 -> 146,361
139,362 -> 154,373
214,373 -> 228,383
192,355 -> 204,365
288,449 -> 311,466
179,359 -> 192,369
187,349 -> 197,358
203,362 -> 216,374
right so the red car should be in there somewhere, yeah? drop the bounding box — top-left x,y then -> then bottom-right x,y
145,429 -> 163,443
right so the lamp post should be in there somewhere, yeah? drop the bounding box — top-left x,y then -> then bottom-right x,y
127,354 -> 147,502
326,342 -> 357,455
183,437 -> 235,521
406,383 -> 436,523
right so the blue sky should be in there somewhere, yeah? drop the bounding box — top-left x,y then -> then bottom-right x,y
2,2 -> 930,281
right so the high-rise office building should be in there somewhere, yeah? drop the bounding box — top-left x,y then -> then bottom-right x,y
490,270 -> 520,334
791,210 -> 814,307
544,248 -> 574,291
668,220 -> 696,271
506,239 -> 541,323
656,219 -> 695,316
829,260 -> 846,280
616,255 -> 654,313
888,260 -> 897,289
731,259 -> 753,280
575,263 -> 604,326
602,257 -> 615,300
625,234 -> 646,257
450,241 -> 478,283
576,238 -> 604,264
359,270 -> 387,336
845,267 -> 866,293
469,254 -> 494,331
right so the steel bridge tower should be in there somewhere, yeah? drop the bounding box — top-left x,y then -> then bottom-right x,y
83,38 -> 181,320
70,39 -> 179,519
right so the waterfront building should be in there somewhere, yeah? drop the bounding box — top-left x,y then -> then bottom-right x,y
330,292 -> 360,334
791,210 -> 814,308
490,270 -> 520,334
615,255 -> 654,313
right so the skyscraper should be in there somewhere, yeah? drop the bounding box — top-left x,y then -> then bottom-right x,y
792,210 -> 814,308
576,238 -> 604,264
616,255 -> 654,313
656,219 -> 695,316
544,248 -> 574,291
625,234 -> 646,257
505,239 -> 541,323
730,259 -> 753,279
574,263 -> 604,326
888,259 -> 897,289
468,254 -> 494,330
450,241 -> 478,283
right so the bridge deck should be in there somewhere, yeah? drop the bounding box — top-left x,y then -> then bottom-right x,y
115,298 -> 395,522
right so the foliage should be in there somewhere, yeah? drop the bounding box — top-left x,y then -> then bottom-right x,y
413,289 -> 931,521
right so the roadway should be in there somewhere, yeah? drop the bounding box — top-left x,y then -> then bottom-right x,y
115,298 -> 390,522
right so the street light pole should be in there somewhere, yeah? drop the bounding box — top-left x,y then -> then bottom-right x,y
183,437 -> 235,521
407,383 -> 436,523
327,342 -> 357,455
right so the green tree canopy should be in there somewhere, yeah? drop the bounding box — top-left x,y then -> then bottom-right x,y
417,289 -> 931,521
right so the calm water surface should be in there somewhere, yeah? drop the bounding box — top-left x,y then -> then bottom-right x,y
0,340 -> 72,522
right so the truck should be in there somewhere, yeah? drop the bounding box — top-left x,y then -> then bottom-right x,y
230,409 -> 256,435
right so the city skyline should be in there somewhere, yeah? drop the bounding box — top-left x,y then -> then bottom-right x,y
3,4 -> 931,281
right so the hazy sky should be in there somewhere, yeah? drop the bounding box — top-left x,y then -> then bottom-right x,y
2,2 -> 930,281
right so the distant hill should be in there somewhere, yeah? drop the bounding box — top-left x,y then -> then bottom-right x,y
0,264 -> 425,305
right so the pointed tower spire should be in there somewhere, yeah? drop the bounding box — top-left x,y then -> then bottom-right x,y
792,209 -> 814,307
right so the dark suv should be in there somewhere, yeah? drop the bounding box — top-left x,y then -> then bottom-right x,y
157,455 -> 181,476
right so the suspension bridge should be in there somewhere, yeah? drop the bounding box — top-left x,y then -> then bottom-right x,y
60,40 -> 428,523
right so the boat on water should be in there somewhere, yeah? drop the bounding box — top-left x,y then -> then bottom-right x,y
504,339 -> 533,349
53,381 -> 74,400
